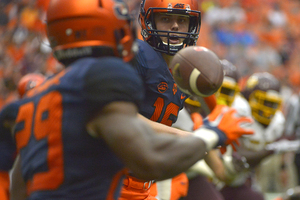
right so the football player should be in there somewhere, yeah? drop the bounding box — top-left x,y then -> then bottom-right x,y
172,95 -> 226,200
216,59 -> 241,107
119,1 -> 253,200
17,73 -> 46,98
219,72 -> 286,200
12,73 -> 46,200
0,0 -> 253,199
0,73 -> 46,200
120,0 -> 202,199
173,93 -> 250,200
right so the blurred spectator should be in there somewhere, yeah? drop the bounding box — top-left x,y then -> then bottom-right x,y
204,1 -> 246,26
267,3 -> 287,28
0,0 -> 63,109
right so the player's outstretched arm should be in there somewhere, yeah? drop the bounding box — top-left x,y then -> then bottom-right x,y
138,114 -> 192,136
87,101 -> 208,180
88,102 -> 253,181
235,144 -> 273,168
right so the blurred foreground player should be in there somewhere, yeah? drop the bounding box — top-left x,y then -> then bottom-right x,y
0,73 -> 46,200
219,72 -> 286,200
0,0 -> 253,200
13,73 -> 46,200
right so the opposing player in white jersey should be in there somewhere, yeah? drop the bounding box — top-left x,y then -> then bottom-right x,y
171,60 -> 252,200
217,69 -> 288,200
172,95 -> 227,200
216,60 -> 251,118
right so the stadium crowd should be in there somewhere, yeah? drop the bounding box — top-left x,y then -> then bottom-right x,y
0,0 -> 300,106
0,0 -> 61,108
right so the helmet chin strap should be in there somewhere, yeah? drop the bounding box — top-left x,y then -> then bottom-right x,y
157,41 -> 184,55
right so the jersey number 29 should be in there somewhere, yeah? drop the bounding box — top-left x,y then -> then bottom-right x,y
15,91 -> 64,194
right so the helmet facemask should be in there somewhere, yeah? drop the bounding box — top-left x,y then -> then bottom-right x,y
249,90 -> 282,126
216,77 -> 239,106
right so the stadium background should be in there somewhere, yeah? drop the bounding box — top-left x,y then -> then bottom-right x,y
0,0 -> 300,199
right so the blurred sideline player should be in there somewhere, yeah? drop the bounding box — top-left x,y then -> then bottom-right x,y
172,85 -> 250,200
172,95 -> 226,200
0,0 -> 253,199
17,74 -> 46,99
119,0 -> 253,200
0,73 -> 45,200
217,71 -> 290,200
215,60 -> 241,107
283,76 -> 300,187
215,62 -> 264,199
13,73 -> 46,200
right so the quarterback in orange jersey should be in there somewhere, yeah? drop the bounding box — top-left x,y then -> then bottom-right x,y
119,0 -> 253,200
0,0 -> 253,200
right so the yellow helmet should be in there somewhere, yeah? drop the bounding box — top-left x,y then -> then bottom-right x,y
216,59 -> 239,106
242,72 -> 282,125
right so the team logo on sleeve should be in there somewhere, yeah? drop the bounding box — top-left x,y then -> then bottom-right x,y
158,82 -> 168,93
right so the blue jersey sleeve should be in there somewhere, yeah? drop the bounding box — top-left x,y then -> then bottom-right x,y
132,39 -> 168,80
83,57 -> 145,110
0,103 -> 18,171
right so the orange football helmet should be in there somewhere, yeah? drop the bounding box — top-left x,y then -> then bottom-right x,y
139,0 -> 201,55
18,73 -> 46,98
46,0 -> 137,65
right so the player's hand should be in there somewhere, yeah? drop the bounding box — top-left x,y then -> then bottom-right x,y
193,105 -> 253,151
222,151 -> 249,183
223,151 -> 249,174
231,152 -> 249,172
265,139 -> 300,153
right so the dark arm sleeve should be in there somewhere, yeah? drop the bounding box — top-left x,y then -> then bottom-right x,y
83,58 -> 145,110
0,103 -> 17,171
